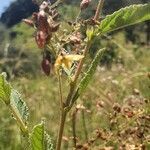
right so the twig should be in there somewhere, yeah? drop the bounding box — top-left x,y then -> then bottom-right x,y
73,40 -> 92,83
58,73 -> 63,108
56,110 -> 67,150
93,0 -> 105,22
65,40 -> 92,107
81,110 -> 88,141
56,72 -> 65,150
75,10 -> 81,23
72,109 -> 77,147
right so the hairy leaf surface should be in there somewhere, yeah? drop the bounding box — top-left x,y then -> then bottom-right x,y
0,73 -> 29,133
10,89 -> 29,125
0,73 -> 11,104
30,122 -> 54,150
97,4 -> 150,35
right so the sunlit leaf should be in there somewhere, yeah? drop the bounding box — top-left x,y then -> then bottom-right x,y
0,73 -> 11,105
30,122 -> 54,150
97,4 -> 150,35
10,89 -> 29,127
0,73 -> 29,133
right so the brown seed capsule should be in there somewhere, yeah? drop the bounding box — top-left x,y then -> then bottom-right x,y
80,0 -> 91,10
35,31 -> 48,48
41,58 -> 51,76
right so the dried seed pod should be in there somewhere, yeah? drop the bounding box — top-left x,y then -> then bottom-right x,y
37,11 -> 49,33
80,0 -> 91,10
35,31 -> 48,48
41,58 -> 51,76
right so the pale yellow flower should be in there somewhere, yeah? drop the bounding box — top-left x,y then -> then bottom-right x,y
54,54 -> 84,74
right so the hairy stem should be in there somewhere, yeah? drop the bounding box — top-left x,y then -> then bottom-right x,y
56,72 -> 65,150
72,109 -> 77,147
73,40 -> 92,83
75,10 -> 81,23
56,110 -> 67,150
81,110 -> 88,141
58,73 -> 63,108
57,31 -> 93,150
65,40 -> 92,107
93,0 -> 105,22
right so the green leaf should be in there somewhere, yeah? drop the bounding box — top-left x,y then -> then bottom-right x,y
10,89 -> 29,126
44,132 -> 54,150
0,73 -> 29,133
0,73 -> 11,105
97,4 -> 150,35
30,122 -> 54,150
71,48 -> 105,103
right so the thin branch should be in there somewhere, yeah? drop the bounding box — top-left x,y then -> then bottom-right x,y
81,110 -> 88,141
73,40 -> 92,83
75,10 -> 81,23
65,40 -> 92,107
93,0 -> 105,22
72,109 -> 77,147
58,73 -> 63,108
56,110 -> 67,150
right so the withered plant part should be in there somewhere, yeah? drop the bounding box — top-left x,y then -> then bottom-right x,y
80,0 -> 91,10
41,50 -> 52,76
71,104 -> 88,148
76,129 -> 108,149
23,1 -> 60,49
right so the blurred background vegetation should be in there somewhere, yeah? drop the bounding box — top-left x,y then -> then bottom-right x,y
0,0 -> 149,149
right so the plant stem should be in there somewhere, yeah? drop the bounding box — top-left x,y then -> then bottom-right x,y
81,110 -> 88,141
75,10 -> 81,23
72,109 -> 77,147
57,30 -> 93,150
56,72 -> 66,150
93,0 -> 105,22
65,40 -> 92,107
58,73 -> 63,108
73,40 -> 92,84
56,110 -> 67,150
